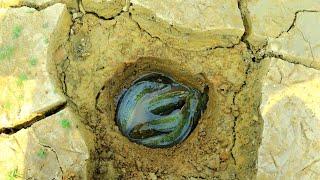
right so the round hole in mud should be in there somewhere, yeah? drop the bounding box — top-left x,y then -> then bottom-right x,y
115,72 -> 208,148
94,57 -> 227,178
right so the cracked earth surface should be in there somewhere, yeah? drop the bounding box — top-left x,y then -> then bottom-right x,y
0,0 -> 320,179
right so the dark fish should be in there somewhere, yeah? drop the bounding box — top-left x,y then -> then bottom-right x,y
116,73 -> 208,148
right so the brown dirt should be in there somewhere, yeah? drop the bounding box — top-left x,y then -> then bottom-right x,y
52,12 -> 265,179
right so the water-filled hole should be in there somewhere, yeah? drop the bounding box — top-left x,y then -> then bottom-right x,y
115,72 -> 208,148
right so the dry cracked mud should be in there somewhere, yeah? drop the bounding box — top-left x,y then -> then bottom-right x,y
0,0 -> 319,179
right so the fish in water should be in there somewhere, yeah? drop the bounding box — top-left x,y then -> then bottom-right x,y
116,73 -> 208,148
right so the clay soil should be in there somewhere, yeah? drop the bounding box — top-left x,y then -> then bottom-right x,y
54,12 -> 265,179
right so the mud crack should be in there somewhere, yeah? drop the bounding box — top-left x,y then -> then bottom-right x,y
237,6 -> 319,67
230,59 -> 251,167
38,142 -> 64,175
276,10 -> 320,38
0,101 -> 67,135
30,126 -> 65,175
8,0 -> 79,11
237,0 -> 267,62
58,57 -> 70,96
78,0 -> 132,21
9,3 -> 51,11
95,85 -> 106,113
32,133 -> 64,176
263,52 -> 320,71
238,0 -> 252,48
206,40 -> 243,51
127,11 -> 165,44
56,56 -> 80,114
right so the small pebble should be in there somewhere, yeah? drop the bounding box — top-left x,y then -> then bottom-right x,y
148,173 -> 157,180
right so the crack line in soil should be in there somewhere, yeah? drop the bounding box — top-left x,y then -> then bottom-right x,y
230,60 -> 251,174
56,56 -> 81,115
0,101 -> 67,135
296,27 -> 316,63
128,3 -> 243,52
38,142 -> 64,175
238,0 -> 252,48
78,0 -> 132,21
229,2 -> 266,179
237,0 -> 267,60
228,0 -> 253,174
276,10 -> 320,39
54,2 -> 87,119
30,127 -> 65,175
237,0 -> 268,62
13,136 -> 25,154
205,40 -> 242,51
85,10 -> 126,21
128,11 -> 165,44
9,3 -> 49,11
8,1 -> 74,11
39,142 -> 64,176
263,52 -> 320,71
95,85 -> 106,113
60,57 -> 70,96
128,11 -> 241,52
